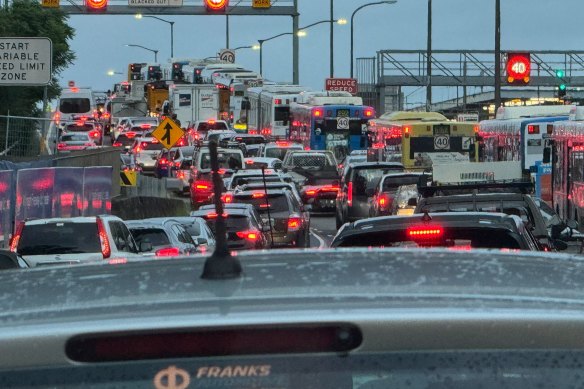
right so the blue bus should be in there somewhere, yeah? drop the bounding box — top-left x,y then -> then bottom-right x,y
288,92 -> 375,162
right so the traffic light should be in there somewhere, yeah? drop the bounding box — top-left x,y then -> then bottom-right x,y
204,0 -> 228,12
556,69 -> 567,98
506,52 -> 531,85
85,0 -> 107,11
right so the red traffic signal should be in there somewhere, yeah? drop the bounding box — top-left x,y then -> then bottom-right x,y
85,0 -> 107,11
204,0 -> 228,12
506,52 -> 531,85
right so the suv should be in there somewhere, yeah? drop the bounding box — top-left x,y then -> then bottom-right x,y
335,162 -> 405,228
11,216 -> 141,267
231,189 -> 310,248
259,141 -> 304,160
189,147 -> 245,207
369,173 -> 425,217
126,218 -> 198,257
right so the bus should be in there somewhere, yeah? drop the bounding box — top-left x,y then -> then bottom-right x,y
479,105 -> 573,201
247,84 -> 309,138
289,91 -> 374,161
368,111 -> 479,170
549,106 -> 584,224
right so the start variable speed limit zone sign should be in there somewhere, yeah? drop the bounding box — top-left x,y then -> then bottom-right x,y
151,118 -> 185,149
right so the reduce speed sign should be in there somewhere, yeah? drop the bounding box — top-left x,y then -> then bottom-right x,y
434,135 -> 450,150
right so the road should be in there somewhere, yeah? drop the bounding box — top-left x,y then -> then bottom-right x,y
309,213 -> 337,248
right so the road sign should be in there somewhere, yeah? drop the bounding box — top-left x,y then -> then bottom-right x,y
0,37 -> 52,86
325,78 -> 358,95
128,0 -> 182,6
252,0 -> 271,8
151,117 -> 185,149
434,135 -> 450,150
219,49 -> 235,63
42,0 -> 59,8
120,170 -> 137,187
337,117 -> 350,130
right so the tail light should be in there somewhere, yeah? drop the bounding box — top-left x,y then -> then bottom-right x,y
252,192 -> 266,199
176,171 -> 185,179
174,161 -> 181,168
89,130 -> 100,138
236,230 -> 260,242
57,143 -> 67,150
140,124 -> 151,129
347,182 -> 353,206
112,142 -> 122,147
159,158 -> 168,165
313,108 -> 323,117
287,216 -> 302,232
364,108 -> 374,117
407,225 -> 443,239
9,221 -> 24,252
378,194 -> 390,209
96,217 -> 111,259
404,126 -> 410,138
126,132 -> 136,138
194,181 -> 212,190
305,189 -> 317,197
320,185 -> 339,193
155,247 -> 180,257
222,193 -> 233,203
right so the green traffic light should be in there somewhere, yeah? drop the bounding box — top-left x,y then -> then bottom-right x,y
560,84 -> 567,91
556,69 -> 565,78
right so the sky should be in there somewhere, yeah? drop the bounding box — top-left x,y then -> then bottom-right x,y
59,0 -> 584,109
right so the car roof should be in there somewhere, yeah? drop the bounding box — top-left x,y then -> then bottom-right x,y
24,216 -> 101,225
191,207 -> 250,217
348,162 -> 405,169
420,193 -> 532,203
234,189 -> 288,197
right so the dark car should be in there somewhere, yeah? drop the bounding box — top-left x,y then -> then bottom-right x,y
191,204 -> 270,251
370,173 -> 426,217
231,189 -> 310,248
331,212 -> 541,251
335,162 -> 405,228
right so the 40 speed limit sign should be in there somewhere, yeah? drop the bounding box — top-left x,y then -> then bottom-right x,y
434,135 -> 450,150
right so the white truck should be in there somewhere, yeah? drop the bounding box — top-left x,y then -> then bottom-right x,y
169,84 -> 218,126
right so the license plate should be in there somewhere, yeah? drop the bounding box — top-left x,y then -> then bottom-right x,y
337,109 -> 350,117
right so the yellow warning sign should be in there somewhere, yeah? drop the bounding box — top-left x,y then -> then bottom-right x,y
151,118 -> 185,150
252,0 -> 271,8
42,0 -> 59,8
120,170 -> 137,187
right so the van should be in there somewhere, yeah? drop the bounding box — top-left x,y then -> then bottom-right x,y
56,87 -> 96,123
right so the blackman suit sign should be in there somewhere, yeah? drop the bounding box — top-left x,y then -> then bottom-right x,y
0,37 -> 52,86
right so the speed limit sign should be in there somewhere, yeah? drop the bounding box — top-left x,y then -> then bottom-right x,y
337,117 -> 349,130
219,49 -> 235,63
434,135 -> 450,150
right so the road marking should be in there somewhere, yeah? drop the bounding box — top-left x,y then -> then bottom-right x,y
310,230 -> 327,249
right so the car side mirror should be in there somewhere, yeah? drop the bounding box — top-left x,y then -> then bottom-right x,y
543,147 -> 551,164
140,241 -> 153,252
0,250 -> 21,269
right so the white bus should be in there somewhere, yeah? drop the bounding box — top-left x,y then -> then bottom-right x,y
247,85 -> 310,139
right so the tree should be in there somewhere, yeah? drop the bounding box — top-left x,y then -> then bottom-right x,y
0,0 -> 75,117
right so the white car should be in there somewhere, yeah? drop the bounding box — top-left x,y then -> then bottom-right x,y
11,216 -> 144,267
244,157 -> 283,170
130,137 -> 165,173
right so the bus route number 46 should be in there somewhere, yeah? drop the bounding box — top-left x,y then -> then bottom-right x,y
434,135 -> 450,150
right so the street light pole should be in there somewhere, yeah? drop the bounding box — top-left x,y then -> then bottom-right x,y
330,0 -> 334,77
126,44 -> 159,62
258,40 -> 264,76
135,15 -> 174,59
350,1 -> 397,79
293,0 -> 299,84
426,0 -> 432,112
494,0 -> 501,109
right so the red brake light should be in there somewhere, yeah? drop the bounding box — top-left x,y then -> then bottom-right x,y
112,142 -> 122,147
96,217 -> 111,259
365,108 -> 374,117
159,158 -> 167,165
407,226 -> 444,239
57,143 -> 67,150
126,132 -> 136,138
196,183 -> 210,190
141,142 -> 149,148
90,130 -> 100,138
347,182 -> 353,206
140,124 -> 151,129
252,192 -> 266,199
222,193 -> 233,203
245,159 -> 254,165
320,185 -> 339,193
378,194 -> 391,209
9,221 -> 24,252
275,141 -> 290,147
155,247 -> 180,257
208,119 -> 216,124
287,216 -> 302,232
313,109 -> 323,118
527,124 -> 539,134
305,189 -> 317,196
474,125 -> 479,133
236,230 -> 260,242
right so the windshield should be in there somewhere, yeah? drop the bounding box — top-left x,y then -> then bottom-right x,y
266,146 -> 302,160
234,194 -> 290,214
198,122 -> 228,132
200,151 -> 243,170
59,98 -> 90,114
60,134 -> 90,142
129,228 -> 171,247
382,175 -> 421,192
18,223 -> 100,255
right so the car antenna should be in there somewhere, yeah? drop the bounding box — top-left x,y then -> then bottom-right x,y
261,167 -> 275,248
201,140 -> 242,280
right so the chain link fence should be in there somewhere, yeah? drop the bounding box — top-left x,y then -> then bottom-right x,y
0,114 -> 53,158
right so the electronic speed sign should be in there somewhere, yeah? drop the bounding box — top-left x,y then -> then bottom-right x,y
506,52 -> 531,85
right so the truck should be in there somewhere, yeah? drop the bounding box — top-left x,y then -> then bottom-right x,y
168,84 -> 218,126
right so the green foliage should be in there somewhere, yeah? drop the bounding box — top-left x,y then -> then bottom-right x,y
0,0 -> 75,116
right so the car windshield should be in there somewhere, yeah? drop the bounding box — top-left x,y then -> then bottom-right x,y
352,168 -> 400,195
266,146 -> 302,160
60,134 -> 90,142
382,175 -> 421,192
200,151 -> 243,170
234,194 -> 290,214
59,98 -> 90,114
18,223 -> 101,255
129,228 -> 171,247
204,215 -> 250,234
197,122 -> 228,132
421,201 -> 534,226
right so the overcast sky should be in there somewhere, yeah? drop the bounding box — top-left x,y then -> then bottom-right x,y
59,0 -> 584,108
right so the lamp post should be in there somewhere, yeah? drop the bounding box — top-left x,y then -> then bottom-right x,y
125,44 -> 159,62
350,0 -> 397,78
135,14 -> 174,59
257,19 -> 345,79
106,70 -> 123,76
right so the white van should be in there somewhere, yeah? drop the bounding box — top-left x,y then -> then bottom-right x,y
56,86 -> 96,123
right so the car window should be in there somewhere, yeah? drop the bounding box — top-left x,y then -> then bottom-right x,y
234,194 -> 290,214
18,222 -> 101,255
382,176 -> 421,192
183,221 -> 201,237
200,151 -> 243,170
351,168 -> 398,195
130,228 -> 171,247
109,221 -> 137,253
60,134 -> 90,142
59,98 -> 90,113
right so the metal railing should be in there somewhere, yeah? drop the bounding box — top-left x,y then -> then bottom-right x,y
0,114 -> 52,158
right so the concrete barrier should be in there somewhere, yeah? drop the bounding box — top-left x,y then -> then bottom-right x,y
111,196 -> 190,221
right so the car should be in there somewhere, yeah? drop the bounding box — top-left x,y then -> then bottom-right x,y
57,132 -> 97,152
331,212 -> 541,251
335,162 -> 405,228
338,149 -> 368,175
126,218 -> 198,257
244,157 -> 282,170
236,181 -> 303,204
10,216 -> 142,267
169,146 -> 196,193
112,131 -> 141,149
110,116 -> 131,142
225,169 -> 292,191
369,172 -> 426,217
258,141 -> 304,160
231,188 -> 310,248
121,117 -> 159,134
415,188 -> 561,251
204,129 -> 237,143
60,119 -> 103,145
130,137 -> 165,173
228,134 -> 266,146
169,216 -> 216,253
189,147 -> 245,207
191,204 -> 270,251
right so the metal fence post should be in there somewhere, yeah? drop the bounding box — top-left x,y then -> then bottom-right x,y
4,111 -> 9,152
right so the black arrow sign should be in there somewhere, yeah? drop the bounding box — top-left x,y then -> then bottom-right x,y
162,123 -> 173,145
